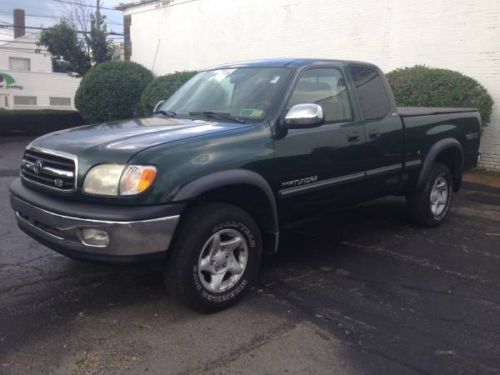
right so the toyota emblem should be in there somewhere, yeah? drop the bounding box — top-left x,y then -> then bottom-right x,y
33,160 -> 43,175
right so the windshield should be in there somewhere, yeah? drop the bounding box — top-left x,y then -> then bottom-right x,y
158,67 -> 289,122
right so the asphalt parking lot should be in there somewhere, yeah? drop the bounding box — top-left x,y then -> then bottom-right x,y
1,137 -> 500,374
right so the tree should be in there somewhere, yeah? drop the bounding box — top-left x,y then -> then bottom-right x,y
38,20 -> 90,76
38,0 -> 112,76
88,12 -> 112,63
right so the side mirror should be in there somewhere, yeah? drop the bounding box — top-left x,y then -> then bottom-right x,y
153,100 -> 166,113
283,104 -> 324,129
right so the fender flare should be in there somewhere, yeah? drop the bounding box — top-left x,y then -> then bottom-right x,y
416,138 -> 464,190
172,169 -> 279,236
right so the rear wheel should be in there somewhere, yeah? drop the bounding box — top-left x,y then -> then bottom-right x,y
165,202 -> 262,313
407,163 -> 453,227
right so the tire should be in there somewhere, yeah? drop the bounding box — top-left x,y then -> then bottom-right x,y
165,202 -> 263,313
407,162 -> 454,227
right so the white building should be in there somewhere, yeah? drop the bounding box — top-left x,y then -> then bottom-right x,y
0,31 -> 81,111
120,0 -> 500,170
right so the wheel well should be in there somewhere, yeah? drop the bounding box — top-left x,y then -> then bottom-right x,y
187,184 -> 278,253
435,147 -> 463,191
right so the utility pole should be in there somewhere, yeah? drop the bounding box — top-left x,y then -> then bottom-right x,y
96,0 -> 101,23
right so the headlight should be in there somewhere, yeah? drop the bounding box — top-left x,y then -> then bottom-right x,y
83,164 -> 157,196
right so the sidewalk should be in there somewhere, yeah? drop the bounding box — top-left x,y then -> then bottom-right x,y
462,169 -> 500,207
463,169 -> 500,194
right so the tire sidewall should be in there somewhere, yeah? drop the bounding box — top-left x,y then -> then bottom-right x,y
425,166 -> 453,223
168,204 -> 263,311
191,219 -> 259,304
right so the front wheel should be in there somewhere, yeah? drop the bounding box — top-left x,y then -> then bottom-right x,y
165,203 -> 262,313
407,163 -> 454,227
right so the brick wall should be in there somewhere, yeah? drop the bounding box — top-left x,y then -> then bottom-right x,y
125,0 -> 500,169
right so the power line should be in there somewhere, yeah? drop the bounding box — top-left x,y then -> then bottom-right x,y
0,35 -> 123,44
0,11 -> 57,19
0,23 -> 123,36
0,10 -> 123,25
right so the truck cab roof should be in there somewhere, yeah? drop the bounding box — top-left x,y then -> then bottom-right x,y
205,58 -> 378,70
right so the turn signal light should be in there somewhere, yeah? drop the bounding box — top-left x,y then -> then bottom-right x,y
119,165 -> 157,195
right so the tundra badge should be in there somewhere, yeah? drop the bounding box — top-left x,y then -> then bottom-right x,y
281,176 -> 318,188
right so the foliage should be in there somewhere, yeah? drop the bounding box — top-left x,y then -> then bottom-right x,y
87,12 -> 113,64
386,65 -> 493,125
38,12 -> 112,76
0,109 -> 83,136
140,71 -> 197,115
75,61 -> 153,123
38,20 -> 90,76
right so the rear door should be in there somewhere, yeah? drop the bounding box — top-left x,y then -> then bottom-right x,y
348,65 -> 404,194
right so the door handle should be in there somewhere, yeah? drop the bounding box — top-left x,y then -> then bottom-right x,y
369,130 -> 380,139
347,133 -> 360,143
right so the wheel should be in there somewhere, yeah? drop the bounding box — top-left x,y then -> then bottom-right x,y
407,163 -> 453,227
165,202 -> 262,313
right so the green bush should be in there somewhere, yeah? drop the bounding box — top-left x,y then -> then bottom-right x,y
75,61 -> 153,123
0,109 -> 83,136
140,71 -> 197,115
386,65 -> 493,125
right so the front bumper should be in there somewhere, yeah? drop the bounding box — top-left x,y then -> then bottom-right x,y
9,178 -> 182,263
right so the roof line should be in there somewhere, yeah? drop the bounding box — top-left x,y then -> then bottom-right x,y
115,0 -> 160,10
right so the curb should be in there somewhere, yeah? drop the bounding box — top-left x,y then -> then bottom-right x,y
462,181 -> 500,195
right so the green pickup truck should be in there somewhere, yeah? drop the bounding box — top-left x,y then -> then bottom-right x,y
10,59 -> 481,312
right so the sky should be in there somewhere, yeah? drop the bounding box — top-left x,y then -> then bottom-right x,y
0,0 -> 132,42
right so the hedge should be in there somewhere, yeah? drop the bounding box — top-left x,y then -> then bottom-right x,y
386,65 -> 493,125
140,71 -> 197,115
0,109 -> 83,136
75,61 -> 153,123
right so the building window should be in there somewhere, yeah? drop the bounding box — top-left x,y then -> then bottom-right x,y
14,96 -> 37,106
9,57 -> 31,72
50,97 -> 71,107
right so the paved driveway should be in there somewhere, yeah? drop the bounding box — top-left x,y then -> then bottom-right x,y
1,137 -> 500,374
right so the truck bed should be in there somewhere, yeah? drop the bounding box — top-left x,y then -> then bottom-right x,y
398,106 -> 477,117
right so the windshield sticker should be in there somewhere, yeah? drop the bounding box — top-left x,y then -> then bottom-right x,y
239,109 -> 264,117
209,69 -> 236,82
270,76 -> 280,84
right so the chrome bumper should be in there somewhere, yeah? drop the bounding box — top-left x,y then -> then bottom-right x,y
10,195 -> 180,259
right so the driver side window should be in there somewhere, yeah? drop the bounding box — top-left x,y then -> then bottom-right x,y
288,68 -> 353,123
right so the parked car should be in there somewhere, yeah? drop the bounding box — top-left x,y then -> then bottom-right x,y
10,59 -> 481,312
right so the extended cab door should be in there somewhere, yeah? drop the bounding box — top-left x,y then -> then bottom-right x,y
348,65 -> 405,194
273,66 -> 368,216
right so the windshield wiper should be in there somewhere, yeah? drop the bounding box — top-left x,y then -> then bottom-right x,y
154,110 -> 177,118
188,111 -> 246,124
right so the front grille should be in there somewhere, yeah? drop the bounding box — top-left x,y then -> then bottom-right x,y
20,148 -> 77,192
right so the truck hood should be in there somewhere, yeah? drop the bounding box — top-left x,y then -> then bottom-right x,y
30,117 -> 252,166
